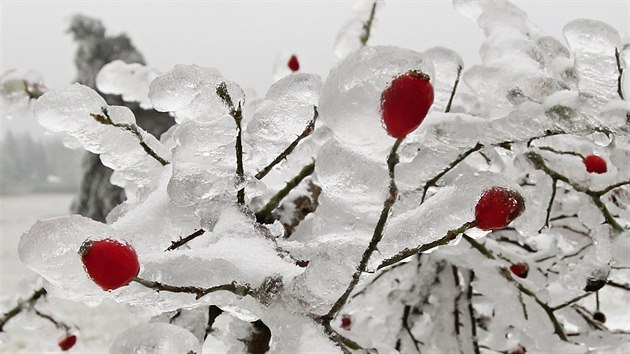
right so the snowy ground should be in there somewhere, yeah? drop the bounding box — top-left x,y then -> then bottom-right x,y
0,194 -> 148,353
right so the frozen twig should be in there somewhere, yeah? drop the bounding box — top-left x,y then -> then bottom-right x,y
255,161 -> 315,224
377,221 -> 476,269
359,1 -> 378,46
445,65 -> 463,114
165,229 -> 206,251
216,82 -> 245,205
132,277 -> 253,300
323,138 -> 403,322
466,270 -> 481,354
91,108 -> 170,166
255,106 -> 318,180
0,287 -> 47,332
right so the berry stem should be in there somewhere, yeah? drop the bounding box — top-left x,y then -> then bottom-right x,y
132,277 -> 253,300
444,65 -> 463,114
0,287 -> 47,332
255,106 -> 318,180
540,178 -> 558,232
90,108 -> 170,166
377,220 -> 476,270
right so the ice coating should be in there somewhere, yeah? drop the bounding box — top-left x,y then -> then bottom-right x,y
18,215 -> 134,305
244,73 -> 321,174
563,19 -> 622,108
109,323 -> 200,354
96,60 -> 160,109
333,1 -> 380,59
33,84 -> 170,195
319,46 -> 434,155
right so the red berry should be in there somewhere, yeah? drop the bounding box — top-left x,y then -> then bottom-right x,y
340,314 -> 352,331
583,155 -> 607,174
80,239 -> 140,291
593,311 -> 606,323
58,335 -> 77,351
380,71 -> 434,138
288,55 -> 300,72
510,262 -> 529,278
475,187 -> 525,231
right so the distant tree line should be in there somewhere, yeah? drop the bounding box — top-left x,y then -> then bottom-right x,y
0,131 -> 82,195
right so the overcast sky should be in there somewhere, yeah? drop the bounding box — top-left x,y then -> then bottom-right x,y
1,0 -> 628,136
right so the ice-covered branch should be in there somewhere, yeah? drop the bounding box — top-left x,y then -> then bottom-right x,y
377,221 -> 476,270
255,106 -> 318,180
255,162 -> 315,224
91,108 -> 170,166
0,287 -> 47,332
527,151 -> 625,231
323,139 -> 404,320
165,229 -> 206,251
359,1 -> 378,46
217,82 -> 245,205
132,277 -> 253,300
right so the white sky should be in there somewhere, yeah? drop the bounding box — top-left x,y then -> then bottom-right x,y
1,0 -> 629,135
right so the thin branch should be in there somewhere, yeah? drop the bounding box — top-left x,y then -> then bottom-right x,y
255,106 -> 318,180
538,146 -> 585,159
0,287 -> 47,332
401,305 -> 422,353
606,280 -> 630,291
90,108 -> 170,166
377,221 -> 476,270
593,180 -> 630,196
132,277 -> 253,300
165,229 -> 206,251
445,65 -> 463,114
359,1 -> 378,46
217,82 -> 245,205
350,261 -> 408,299
616,48 -> 625,100
323,138 -> 403,321
540,178 -> 558,232
452,265 -> 462,336
255,161 -> 315,224
551,293 -> 593,311
420,143 -> 483,203
321,321 -> 363,354
33,309 -> 71,332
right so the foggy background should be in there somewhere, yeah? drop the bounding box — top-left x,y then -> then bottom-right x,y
0,0 -> 628,195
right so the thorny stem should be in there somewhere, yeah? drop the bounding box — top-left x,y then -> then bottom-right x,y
526,151 -> 626,232
378,221 -> 476,270
256,107 -> 318,180
420,143 -> 484,203
217,82 -> 245,205
323,138 -> 403,323
359,1 -> 378,46
132,277 -> 253,300
0,287 -> 47,332
255,161 -> 315,224
165,229 -> 206,251
91,108 -> 170,166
